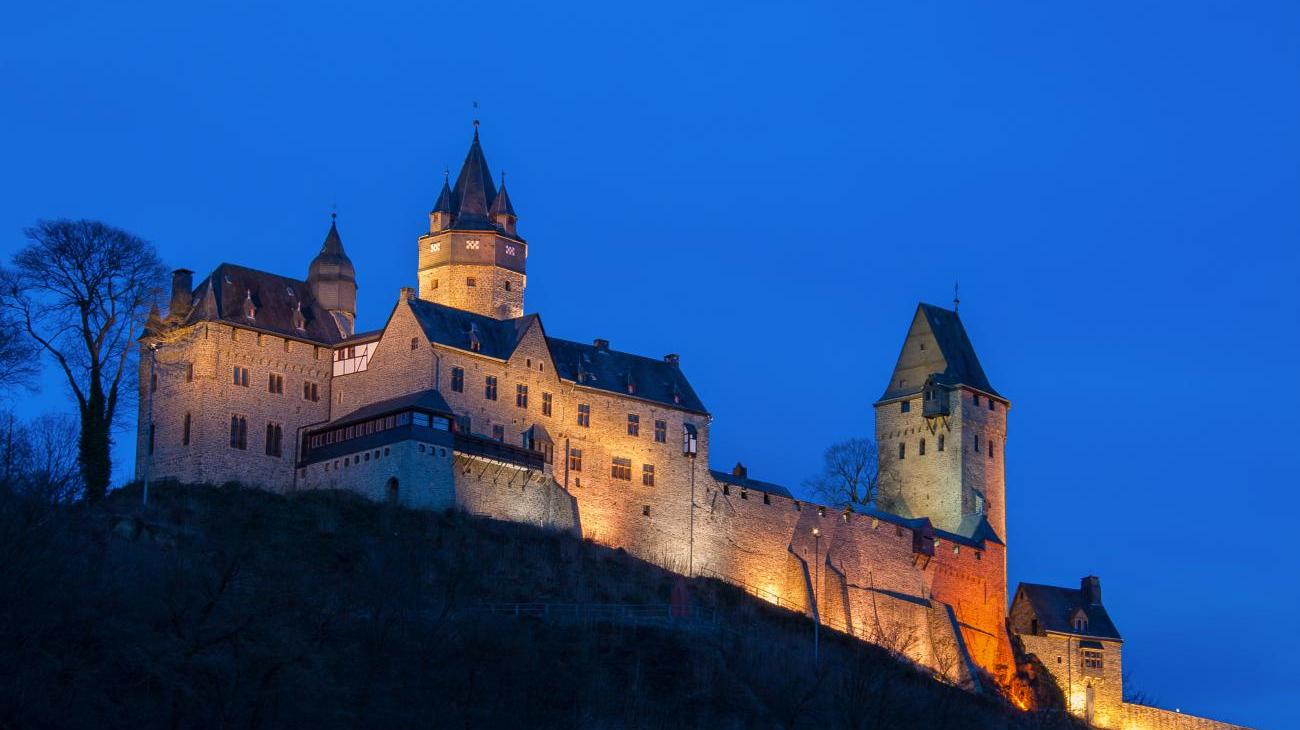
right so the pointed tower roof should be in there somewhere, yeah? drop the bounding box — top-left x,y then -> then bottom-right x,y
308,214 -> 355,281
490,174 -> 516,218
449,126 -> 498,229
879,303 -> 1000,402
431,172 -> 455,214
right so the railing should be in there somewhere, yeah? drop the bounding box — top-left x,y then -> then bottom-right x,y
454,433 -> 545,470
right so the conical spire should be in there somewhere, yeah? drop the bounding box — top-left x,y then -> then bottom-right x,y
490,173 -> 516,218
432,171 -> 454,214
450,127 -> 497,227
318,213 -> 348,259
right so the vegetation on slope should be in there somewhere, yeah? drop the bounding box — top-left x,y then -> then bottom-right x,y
0,483 -> 1085,729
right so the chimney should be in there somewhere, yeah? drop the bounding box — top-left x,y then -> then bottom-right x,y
169,269 -> 193,318
1081,576 -> 1102,605
593,338 -> 609,352
732,462 -> 747,479
664,353 -> 680,367
399,286 -> 415,301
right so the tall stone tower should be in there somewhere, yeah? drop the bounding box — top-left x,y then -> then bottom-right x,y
417,126 -> 526,319
307,215 -> 357,337
874,303 -> 1008,542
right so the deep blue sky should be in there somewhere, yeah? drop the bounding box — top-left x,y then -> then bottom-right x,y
2,1 -> 1296,726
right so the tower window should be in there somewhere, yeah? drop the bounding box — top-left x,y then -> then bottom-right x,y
919,438 -> 926,456
484,375 -> 498,401
989,399 -> 996,411
542,392 -> 552,416
972,394 -> 981,406
898,442 -> 905,460
430,279 -> 439,289
466,277 -> 477,287
577,403 -> 590,428
655,419 -> 667,443
989,439 -> 995,458
938,434 -> 945,451
974,434 -> 980,452
451,367 -> 464,393
642,464 -> 655,486
182,412 -> 191,446
504,281 -> 512,291
627,414 -> 640,437
568,448 -> 582,472
900,400 -> 910,413
516,384 -> 528,408
611,457 -> 632,481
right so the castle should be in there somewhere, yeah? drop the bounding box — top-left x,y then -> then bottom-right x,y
136,127 -> 1249,730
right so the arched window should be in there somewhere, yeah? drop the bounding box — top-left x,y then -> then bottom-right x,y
386,477 -> 399,504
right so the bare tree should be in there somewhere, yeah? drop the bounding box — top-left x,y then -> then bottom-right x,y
0,317 -> 38,393
0,220 -> 166,502
804,437 -> 879,509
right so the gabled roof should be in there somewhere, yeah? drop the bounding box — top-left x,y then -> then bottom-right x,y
1014,583 -> 1122,641
181,263 -> 345,344
709,470 -> 793,498
405,298 -> 707,414
328,388 -> 453,427
880,303 -> 1000,402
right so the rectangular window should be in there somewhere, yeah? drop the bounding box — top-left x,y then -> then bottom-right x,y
611,457 -> 632,481
627,414 -> 639,437
1083,650 -> 1104,672
900,400 -> 910,413
413,412 -> 431,427
898,442 -> 905,460
230,415 -> 247,450
233,366 -> 249,387
919,438 -> 926,456
186,362 -> 194,382
973,394 -> 981,407
485,375 -> 498,400
989,439 -> 995,458
568,448 -> 582,472
182,412 -> 191,446
989,399 -> 996,411
938,434 -> 945,451
466,277 -> 477,287
302,381 -> 319,402
265,422 -> 283,457
542,392 -> 552,417
974,434 -> 981,452
492,424 -> 505,441
516,384 -> 528,408
268,373 -> 284,394
456,414 -> 471,434
451,366 -> 464,393
642,463 -> 655,486
654,419 -> 667,443
577,403 -> 590,427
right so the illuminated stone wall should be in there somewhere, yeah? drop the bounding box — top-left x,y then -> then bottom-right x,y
138,321 -> 333,488
298,438 -> 455,509
417,228 -> 526,320
1121,703 -> 1251,730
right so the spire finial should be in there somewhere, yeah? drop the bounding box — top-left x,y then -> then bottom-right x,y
953,281 -> 961,312
472,101 -> 480,139
330,202 -> 337,223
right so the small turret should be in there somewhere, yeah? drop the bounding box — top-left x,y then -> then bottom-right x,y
430,172 -> 454,232
490,173 -> 517,236
307,214 -> 357,337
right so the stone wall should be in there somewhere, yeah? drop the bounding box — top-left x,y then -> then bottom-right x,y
138,322 -> 333,488
298,436 -> 455,510
453,453 -> 580,534
1121,703 -> 1252,730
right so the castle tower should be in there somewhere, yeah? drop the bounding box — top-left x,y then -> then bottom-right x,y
417,126 -> 526,319
307,214 -> 357,336
874,303 -> 1008,542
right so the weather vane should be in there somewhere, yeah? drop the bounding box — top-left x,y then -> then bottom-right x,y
953,281 -> 960,312
472,100 -> 480,130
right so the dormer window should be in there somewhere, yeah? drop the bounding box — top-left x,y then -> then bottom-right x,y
1072,610 -> 1089,634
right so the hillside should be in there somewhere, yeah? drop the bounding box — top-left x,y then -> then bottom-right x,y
0,484 -> 1084,729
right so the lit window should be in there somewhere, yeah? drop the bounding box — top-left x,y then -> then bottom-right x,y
577,403 -> 590,427
611,457 -> 632,481
627,414 -> 639,437
654,419 -> 667,443
642,463 -> 655,486
451,367 -> 464,393
485,375 -> 498,401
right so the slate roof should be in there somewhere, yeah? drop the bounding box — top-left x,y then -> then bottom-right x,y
880,303 -> 1000,402
431,175 -> 454,214
490,179 -> 516,217
710,470 -> 793,498
448,128 -> 499,231
1015,583 -> 1123,641
181,263 -> 346,344
405,298 -> 708,414
329,388 -> 453,427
